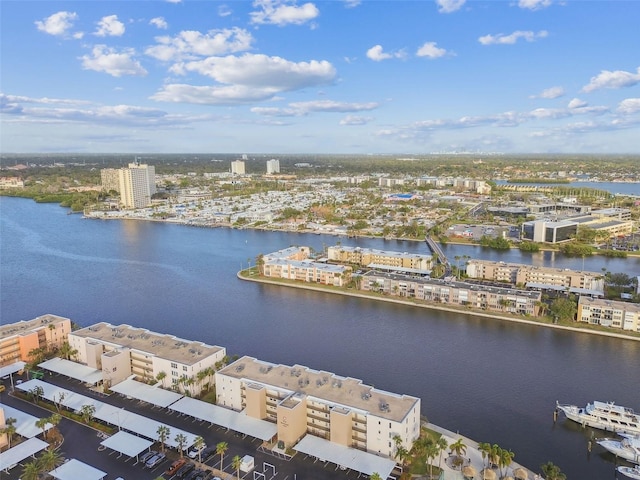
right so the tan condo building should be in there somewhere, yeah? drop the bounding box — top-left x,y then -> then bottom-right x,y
68,322 -> 226,395
327,246 -> 433,273
0,314 -> 71,368
577,297 -> 640,332
262,246 -> 352,287
115,161 -> 156,209
215,356 -> 421,459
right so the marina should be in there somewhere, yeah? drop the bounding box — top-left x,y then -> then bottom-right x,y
555,401 -> 640,436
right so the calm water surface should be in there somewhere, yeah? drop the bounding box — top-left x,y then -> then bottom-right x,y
1,197 -> 639,480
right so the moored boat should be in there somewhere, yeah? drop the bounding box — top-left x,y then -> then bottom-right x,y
597,434 -> 640,465
617,465 -> 640,479
556,401 -> 640,436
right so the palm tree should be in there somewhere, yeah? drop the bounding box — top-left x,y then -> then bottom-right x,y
436,436 -> 448,471
1,417 -> 17,448
20,461 -> 41,480
156,371 -> 167,388
157,425 -> 170,453
478,442 -> 492,468
58,341 -> 77,361
425,441 -> 439,478
193,435 -> 205,462
232,454 -> 242,479
175,433 -> 187,457
35,417 -> 49,439
498,448 -> 515,478
30,385 -> 44,405
216,441 -> 228,471
449,438 -> 467,460
370,474 -> 382,480
38,448 -> 63,472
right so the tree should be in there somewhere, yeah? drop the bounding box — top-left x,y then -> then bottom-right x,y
157,425 -> 170,453
449,438 -> 467,467
53,392 -> 66,412
38,448 -> 63,472
20,461 -> 42,480
35,417 -> 49,439
370,474 -> 382,480
478,442 -> 491,467
232,454 -> 243,479
216,441 -> 228,471
540,461 -> 566,480
156,371 -> 167,388
549,297 -> 577,322
80,404 -> 96,424
1,417 -> 17,448
193,435 -> 205,462
29,385 -> 44,405
58,341 -> 77,361
498,447 -> 515,478
175,433 -> 188,457
425,440 -> 439,478
436,436 -> 448,471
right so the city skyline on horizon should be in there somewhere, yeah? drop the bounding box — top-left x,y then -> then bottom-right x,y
1,0 -> 639,155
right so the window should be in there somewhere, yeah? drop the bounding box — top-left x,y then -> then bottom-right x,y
183,366 -> 188,371
170,362 -> 177,369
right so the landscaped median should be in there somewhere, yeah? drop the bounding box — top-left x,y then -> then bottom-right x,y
238,268 -> 640,342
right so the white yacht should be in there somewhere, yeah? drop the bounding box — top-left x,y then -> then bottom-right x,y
597,434 -> 640,465
556,401 -> 640,435
617,465 -> 640,480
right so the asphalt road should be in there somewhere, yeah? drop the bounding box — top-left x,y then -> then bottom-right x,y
1,372 -> 375,480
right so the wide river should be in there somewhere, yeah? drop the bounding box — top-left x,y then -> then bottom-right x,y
1,197 -> 639,479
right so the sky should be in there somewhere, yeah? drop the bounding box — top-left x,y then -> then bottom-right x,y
1,0 -> 639,155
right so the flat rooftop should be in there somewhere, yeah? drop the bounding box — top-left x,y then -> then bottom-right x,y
71,322 -> 224,365
220,356 -> 419,423
468,259 -> 601,277
579,296 -> 640,313
0,314 -> 70,339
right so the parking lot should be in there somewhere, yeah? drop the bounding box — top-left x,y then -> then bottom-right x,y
1,372 -> 378,480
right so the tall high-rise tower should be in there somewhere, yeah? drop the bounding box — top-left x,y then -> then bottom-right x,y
117,159 -> 156,209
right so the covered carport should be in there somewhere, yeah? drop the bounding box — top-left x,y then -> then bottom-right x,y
38,358 -> 103,386
294,435 -> 396,479
100,430 -> 153,459
109,377 -> 183,408
0,437 -> 48,473
49,458 -> 107,480
0,361 -> 26,390
169,396 -> 277,440
1,405 -> 52,438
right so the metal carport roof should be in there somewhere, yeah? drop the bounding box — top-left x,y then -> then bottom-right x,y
294,435 -> 396,479
0,437 -> 48,473
38,358 -> 103,385
0,361 -> 26,378
1,405 -> 52,438
100,430 -> 153,458
109,377 -> 183,408
169,397 -> 277,441
49,459 -> 107,480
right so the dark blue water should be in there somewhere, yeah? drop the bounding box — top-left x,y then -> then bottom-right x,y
1,197 -> 639,479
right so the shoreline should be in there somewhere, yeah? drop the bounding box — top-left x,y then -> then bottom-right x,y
237,272 -> 640,342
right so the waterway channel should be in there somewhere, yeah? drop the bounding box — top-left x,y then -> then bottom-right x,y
1,197 -> 639,479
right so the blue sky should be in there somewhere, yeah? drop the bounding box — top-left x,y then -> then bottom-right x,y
1,0 -> 639,154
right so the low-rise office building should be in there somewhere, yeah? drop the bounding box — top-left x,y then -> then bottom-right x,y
360,272 -> 541,316
0,314 -> 72,367
68,323 -> 226,395
577,297 -> 640,331
215,356 -> 421,459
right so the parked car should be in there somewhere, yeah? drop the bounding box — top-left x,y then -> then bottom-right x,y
200,446 -> 216,460
139,450 -> 157,463
166,458 -> 187,475
188,443 -> 207,459
176,462 -> 195,478
145,452 -> 166,468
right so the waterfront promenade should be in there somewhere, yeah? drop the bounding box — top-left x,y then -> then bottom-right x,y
238,271 -> 640,343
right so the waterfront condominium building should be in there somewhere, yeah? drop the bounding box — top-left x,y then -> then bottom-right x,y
266,159 -> 280,174
231,160 -> 246,175
262,246 -> 352,286
465,260 -> 604,294
0,314 -> 72,367
361,272 -> 541,316
100,168 -> 120,193
68,322 -> 226,395
577,297 -> 640,332
327,246 -> 433,273
215,356 -> 421,459
117,161 -> 156,209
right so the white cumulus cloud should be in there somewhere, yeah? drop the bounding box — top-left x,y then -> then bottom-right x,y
617,98 -> 640,114
518,0 -> 552,10
416,42 -> 448,59
150,17 -> 168,29
479,30 -> 548,45
435,0 -> 466,13
530,86 -> 565,99
340,115 -> 372,125
95,15 -> 125,37
567,98 -> 587,109
366,45 -> 405,62
582,67 -> 640,93
80,45 -> 147,77
145,28 -> 254,62
250,0 -> 319,26
35,11 -> 78,37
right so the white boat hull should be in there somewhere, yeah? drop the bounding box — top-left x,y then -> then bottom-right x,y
617,466 -> 640,480
556,402 -> 640,436
597,437 -> 640,465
